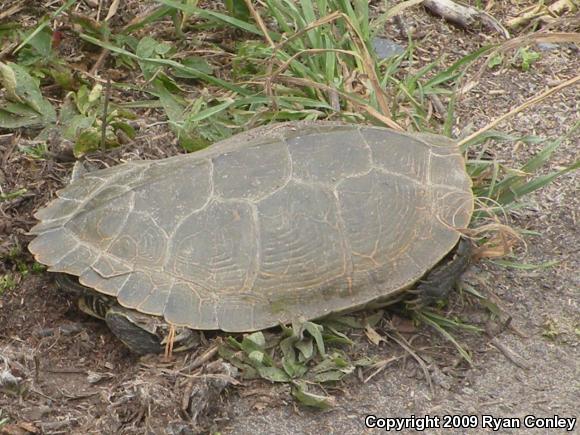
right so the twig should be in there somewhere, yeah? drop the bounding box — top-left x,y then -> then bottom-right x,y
363,356 -> 402,383
0,2 -> 23,20
490,338 -> 530,370
182,344 -> 220,372
385,330 -> 434,396
244,0 -> 275,48
507,0 -> 578,30
164,324 -> 176,360
423,0 -> 509,37
89,48 -> 110,76
458,74 -> 580,147
100,76 -> 112,151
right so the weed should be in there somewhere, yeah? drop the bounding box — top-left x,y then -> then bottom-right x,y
0,275 -> 18,294
219,318 -> 374,407
514,47 -> 541,71
0,189 -> 27,202
0,409 -> 8,428
542,318 -> 560,339
0,62 -> 135,155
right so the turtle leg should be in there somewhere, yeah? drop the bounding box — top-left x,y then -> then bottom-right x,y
55,274 -> 114,320
105,306 -> 164,355
408,238 -> 472,308
105,305 -> 200,355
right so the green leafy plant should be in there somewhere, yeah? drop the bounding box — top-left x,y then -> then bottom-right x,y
0,188 -> 27,202
16,28 -> 75,89
0,62 -> 134,155
0,61 -> 56,130
0,409 -> 8,428
542,318 -> 560,339
67,0 -> 492,149
219,319 -> 373,407
0,275 -> 18,294
514,47 -> 541,71
62,83 -> 136,156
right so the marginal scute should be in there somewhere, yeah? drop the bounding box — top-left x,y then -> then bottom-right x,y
34,197 -> 80,222
430,187 -> 473,229
79,270 -> 129,296
91,254 -> 133,278
412,132 -> 457,149
66,193 -> 133,250
117,271 -> 154,308
56,176 -> 103,201
164,282 -> 204,327
50,243 -> 97,277
265,276 -> 354,324
136,285 -> 169,316
429,153 -> 471,191
216,294 -> 260,331
28,217 -> 70,234
28,228 -> 79,268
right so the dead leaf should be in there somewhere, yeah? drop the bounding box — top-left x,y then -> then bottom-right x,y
0,422 -> 37,435
364,325 -> 386,345
105,0 -> 121,21
391,314 -> 417,334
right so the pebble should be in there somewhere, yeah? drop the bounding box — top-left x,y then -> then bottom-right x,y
372,37 -> 405,59
21,406 -> 51,421
34,323 -> 83,338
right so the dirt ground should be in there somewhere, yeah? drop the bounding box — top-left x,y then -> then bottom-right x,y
1,2 -> 578,434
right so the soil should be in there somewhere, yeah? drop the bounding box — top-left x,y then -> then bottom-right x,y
1,1 -> 578,434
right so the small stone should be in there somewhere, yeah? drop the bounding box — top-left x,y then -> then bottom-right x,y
21,406 -> 51,422
0,368 -> 21,387
372,37 -> 405,59
59,323 -> 82,336
86,371 -> 113,384
536,42 -> 559,52
34,328 -> 55,338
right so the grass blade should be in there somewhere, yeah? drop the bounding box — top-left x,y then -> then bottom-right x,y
79,33 -> 249,94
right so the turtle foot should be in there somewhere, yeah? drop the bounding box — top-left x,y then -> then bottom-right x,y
407,238 -> 472,309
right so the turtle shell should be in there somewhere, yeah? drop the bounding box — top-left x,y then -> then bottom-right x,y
29,122 -> 473,331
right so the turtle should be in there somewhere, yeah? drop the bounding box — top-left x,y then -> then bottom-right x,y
28,122 -> 474,354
